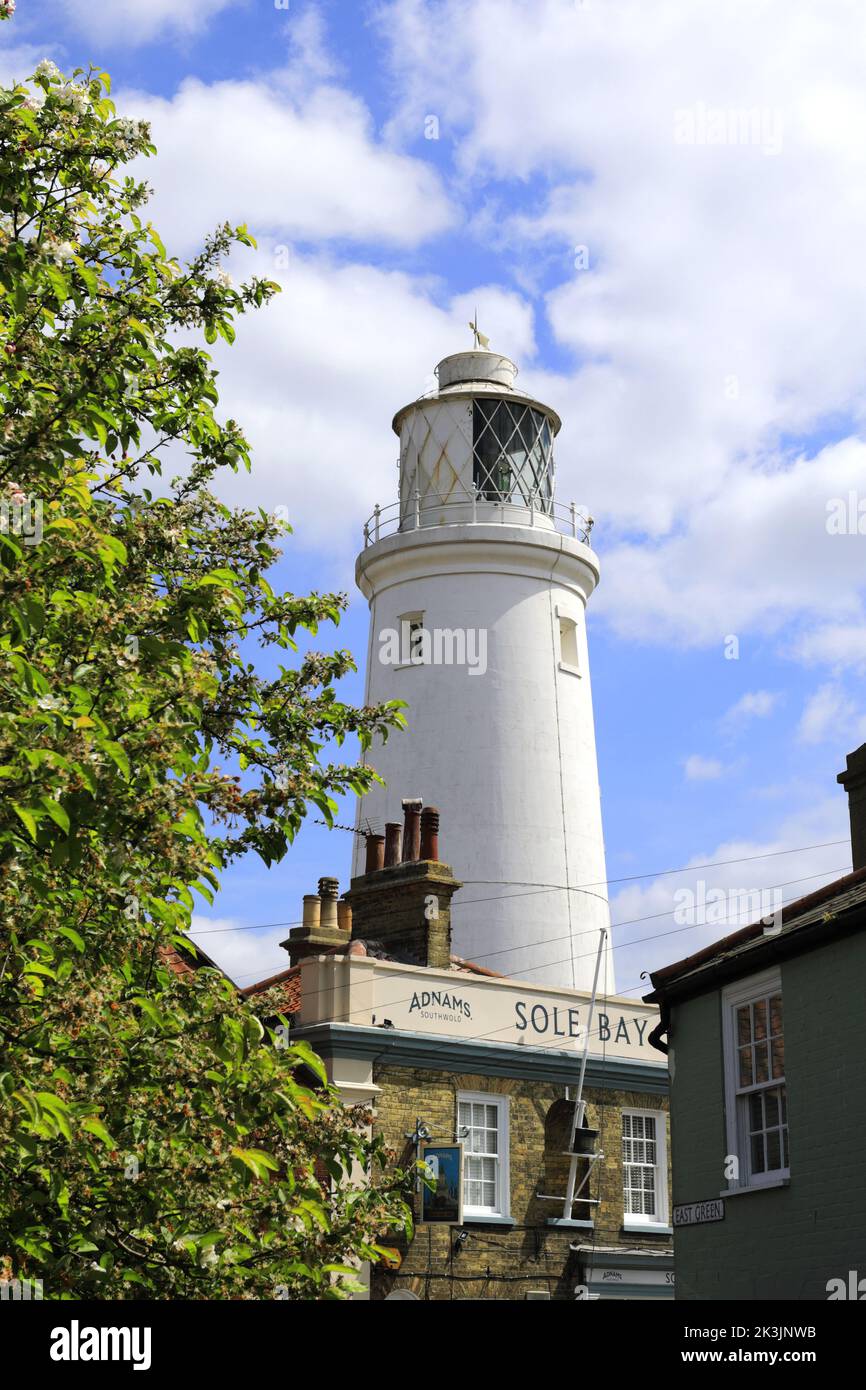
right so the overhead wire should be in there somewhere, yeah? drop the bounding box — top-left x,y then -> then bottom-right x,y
221,861 -> 848,988
189,836 -> 852,937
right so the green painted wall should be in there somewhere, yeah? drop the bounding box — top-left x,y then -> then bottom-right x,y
669,931 -> 866,1301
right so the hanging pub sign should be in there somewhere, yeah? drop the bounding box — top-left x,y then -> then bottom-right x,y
420,1143 -> 463,1225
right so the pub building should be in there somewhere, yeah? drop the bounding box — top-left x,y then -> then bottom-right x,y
247,801 -> 675,1301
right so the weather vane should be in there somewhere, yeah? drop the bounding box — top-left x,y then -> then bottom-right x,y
469,309 -> 490,351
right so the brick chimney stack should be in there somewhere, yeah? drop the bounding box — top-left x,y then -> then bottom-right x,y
345,800 -> 461,969
838,743 -> 866,871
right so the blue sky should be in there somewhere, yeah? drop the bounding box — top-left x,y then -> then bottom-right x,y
5,0 -> 865,995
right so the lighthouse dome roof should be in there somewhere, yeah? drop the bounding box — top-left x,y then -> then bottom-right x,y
392,348 -> 562,436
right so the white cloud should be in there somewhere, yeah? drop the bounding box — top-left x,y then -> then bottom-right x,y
797,682 -> 866,746
683,754 -> 725,782
62,0 -> 243,45
120,64 -> 454,256
593,437 -> 866,646
791,623 -> 866,672
191,915 -> 290,986
0,41 -> 52,87
378,0 -> 866,656
721,690 -> 780,732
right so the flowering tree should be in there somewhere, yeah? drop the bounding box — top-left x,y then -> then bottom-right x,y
0,62 -> 411,1298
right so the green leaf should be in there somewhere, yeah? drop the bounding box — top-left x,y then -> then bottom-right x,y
12,804 -> 39,841
57,926 -> 85,952
101,741 -> 130,779
41,798 -> 71,834
231,1147 -> 280,1179
81,1117 -> 115,1147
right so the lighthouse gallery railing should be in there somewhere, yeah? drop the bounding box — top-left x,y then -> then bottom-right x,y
362,493 -> 594,548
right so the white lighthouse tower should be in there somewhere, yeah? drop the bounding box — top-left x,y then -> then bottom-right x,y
351,340 -> 613,991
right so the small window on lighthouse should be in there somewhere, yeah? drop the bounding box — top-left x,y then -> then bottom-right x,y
558,614 -> 580,675
398,611 -> 426,666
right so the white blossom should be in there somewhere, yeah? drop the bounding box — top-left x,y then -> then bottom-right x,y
35,59 -> 60,81
114,117 -> 147,146
215,268 -> 234,290
57,83 -> 88,116
47,240 -> 77,265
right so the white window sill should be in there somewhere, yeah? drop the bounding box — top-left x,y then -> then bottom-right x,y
460,1212 -> 514,1227
558,661 -> 581,678
722,1177 -> 790,1198
622,1222 -> 673,1236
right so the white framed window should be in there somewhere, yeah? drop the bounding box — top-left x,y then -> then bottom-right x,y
622,1108 -> 669,1225
397,611 -> 426,666
457,1091 -> 510,1219
556,606 -> 581,677
722,969 -> 789,1191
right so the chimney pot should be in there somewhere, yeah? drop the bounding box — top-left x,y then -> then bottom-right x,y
337,898 -> 352,934
302,894 -> 321,930
365,832 -> 385,874
318,876 -> 339,930
401,798 -> 422,862
420,805 -> 440,861
384,821 -> 402,867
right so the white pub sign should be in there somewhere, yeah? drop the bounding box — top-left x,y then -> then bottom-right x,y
299,954 -> 664,1065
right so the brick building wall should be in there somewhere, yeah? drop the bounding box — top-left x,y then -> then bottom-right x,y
370,1064 -> 672,1300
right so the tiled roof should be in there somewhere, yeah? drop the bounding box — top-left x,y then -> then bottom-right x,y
646,865 -> 866,1000
159,940 -> 222,978
240,964 -> 302,1015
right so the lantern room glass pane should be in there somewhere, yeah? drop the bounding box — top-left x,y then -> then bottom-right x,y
473,399 -> 554,511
